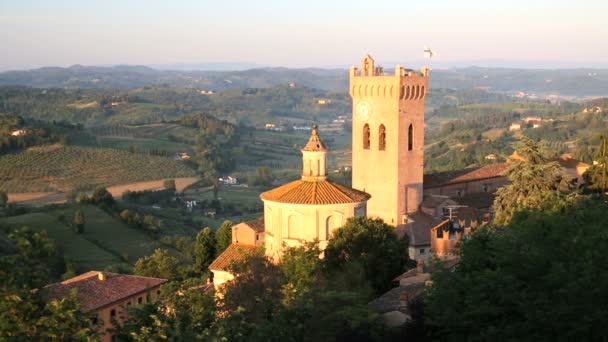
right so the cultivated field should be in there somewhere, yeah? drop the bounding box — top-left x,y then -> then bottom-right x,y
0,145 -> 196,193
0,205 -> 185,271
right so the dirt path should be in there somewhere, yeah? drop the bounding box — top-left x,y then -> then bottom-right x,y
8,177 -> 200,205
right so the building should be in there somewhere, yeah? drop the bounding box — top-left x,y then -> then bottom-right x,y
350,54 -> 429,225
43,271 -> 167,342
210,126 -> 370,283
260,125 -> 370,260
509,123 -> 521,131
423,163 -> 510,198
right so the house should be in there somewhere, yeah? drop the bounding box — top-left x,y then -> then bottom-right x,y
368,259 -> 458,327
423,163 -> 509,198
509,122 -> 521,131
210,216 -> 265,286
484,153 -> 497,160
397,212 -> 442,262
431,207 -> 486,257
219,176 -> 237,185
10,129 -> 27,136
43,271 -> 167,342
174,152 -> 190,161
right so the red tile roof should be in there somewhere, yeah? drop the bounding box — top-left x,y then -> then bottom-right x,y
424,163 -> 509,188
260,179 -> 370,205
396,212 -> 442,246
301,124 -> 327,152
209,243 -> 259,272
242,216 -> 265,232
43,271 -> 167,311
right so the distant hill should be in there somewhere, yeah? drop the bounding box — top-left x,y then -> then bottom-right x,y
1,65 -> 608,96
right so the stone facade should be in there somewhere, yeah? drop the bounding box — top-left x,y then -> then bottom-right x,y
350,55 -> 429,225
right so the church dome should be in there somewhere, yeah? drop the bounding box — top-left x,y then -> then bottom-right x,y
260,178 -> 370,205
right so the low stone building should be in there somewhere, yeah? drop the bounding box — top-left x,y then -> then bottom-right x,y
43,271 -> 167,342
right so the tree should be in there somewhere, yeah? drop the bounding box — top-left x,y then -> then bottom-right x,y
493,136 -> 571,225
426,197 -> 608,341
163,179 -> 176,191
73,208 -> 85,233
90,186 -> 114,208
0,190 -> 8,208
219,250 -> 283,326
133,249 -> 179,280
587,134 -> 608,193
324,216 -> 410,294
254,166 -> 272,187
215,220 -> 233,255
194,227 -> 216,272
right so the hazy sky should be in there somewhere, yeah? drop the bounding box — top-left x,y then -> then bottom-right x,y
1,0 -> 607,70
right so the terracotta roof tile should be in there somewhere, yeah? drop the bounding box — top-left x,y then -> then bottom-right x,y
424,163 -> 509,188
302,124 -> 327,152
242,216 -> 265,232
209,243 -> 259,272
260,179 -> 370,205
43,271 -> 167,311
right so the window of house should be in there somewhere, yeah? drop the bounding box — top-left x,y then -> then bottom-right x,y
157,290 -> 161,296
379,125 -> 386,150
419,248 -> 425,254
363,124 -> 370,150
138,297 -> 142,304
436,229 -> 443,239
449,231 -> 456,240
483,185 -> 489,192
110,309 -> 116,318
408,124 -> 413,151
126,301 -> 131,307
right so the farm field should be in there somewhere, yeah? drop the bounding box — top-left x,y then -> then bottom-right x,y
0,145 -> 196,193
0,205 -> 185,271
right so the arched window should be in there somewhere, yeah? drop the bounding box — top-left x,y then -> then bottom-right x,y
363,124 -> 370,150
325,215 -> 341,239
408,124 -> 413,151
379,124 -> 386,151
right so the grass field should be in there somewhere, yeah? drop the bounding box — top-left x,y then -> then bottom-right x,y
0,205 -> 184,271
0,145 -> 196,193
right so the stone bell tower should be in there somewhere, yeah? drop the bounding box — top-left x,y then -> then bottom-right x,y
349,54 -> 429,225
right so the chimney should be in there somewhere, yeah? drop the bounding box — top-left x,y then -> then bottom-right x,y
98,272 -> 105,281
417,259 -> 424,273
399,292 -> 409,307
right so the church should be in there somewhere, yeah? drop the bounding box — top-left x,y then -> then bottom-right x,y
209,54 -> 496,285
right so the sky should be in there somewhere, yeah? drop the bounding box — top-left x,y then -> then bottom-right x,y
1,0 -> 607,70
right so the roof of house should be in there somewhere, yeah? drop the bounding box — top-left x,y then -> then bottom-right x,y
555,154 -> 590,169
43,271 -> 167,312
209,243 -> 259,272
454,192 -> 496,210
368,282 -> 426,314
301,124 -> 327,152
260,178 -> 370,205
421,195 -> 457,209
423,163 -> 509,188
240,216 -> 265,233
396,212 -> 441,246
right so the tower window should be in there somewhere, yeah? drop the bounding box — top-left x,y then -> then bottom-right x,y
363,124 -> 370,150
408,124 -> 413,151
379,125 -> 386,151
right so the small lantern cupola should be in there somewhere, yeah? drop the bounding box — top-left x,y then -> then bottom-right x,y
301,124 -> 328,180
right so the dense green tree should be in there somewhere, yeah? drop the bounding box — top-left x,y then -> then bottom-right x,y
324,216 -> 410,294
426,197 -> 608,341
0,190 -> 8,207
163,179 -> 176,191
493,136 -> 571,225
73,208 -> 85,233
133,249 -> 179,280
112,283 -> 216,341
194,227 -> 216,272
587,134 -> 608,193
219,250 -> 283,326
215,220 -> 233,255
90,186 -> 114,208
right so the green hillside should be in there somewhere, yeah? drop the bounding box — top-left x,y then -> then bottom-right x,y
0,205 -> 184,271
0,145 -> 196,193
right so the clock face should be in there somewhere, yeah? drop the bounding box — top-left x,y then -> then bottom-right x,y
356,101 -> 372,121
